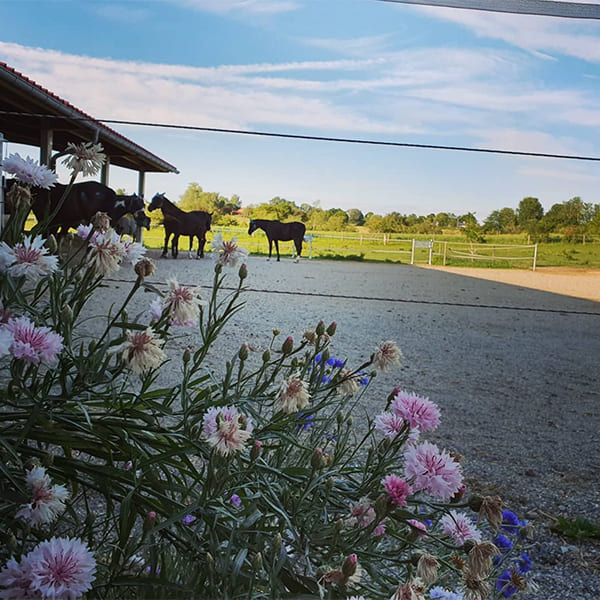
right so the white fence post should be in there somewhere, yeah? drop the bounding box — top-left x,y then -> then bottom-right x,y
428,240 -> 433,265
410,239 -> 415,265
532,243 -> 538,271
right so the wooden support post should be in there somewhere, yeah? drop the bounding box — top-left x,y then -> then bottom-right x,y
532,244 -> 538,271
136,171 -> 146,243
40,124 -> 53,167
410,239 -> 415,265
101,156 -> 110,186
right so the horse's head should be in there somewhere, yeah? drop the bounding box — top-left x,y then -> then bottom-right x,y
248,219 -> 257,235
133,209 -> 151,230
148,192 -> 165,212
124,193 -> 145,214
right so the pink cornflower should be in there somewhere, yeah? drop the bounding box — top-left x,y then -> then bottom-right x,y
121,239 -> 146,265
404,442 -> 463,502
5,316 -> 63,367
372,341 -> 402,372
0,236 -> 59,281
2,154 -> 58,189
0,556 -> 36,600
114,327 -> 166,375
15,466 -> 69,526
382,474 -> 412,508
87,229 -> 125,276
391,390 -> 441,432
211,233 -> 249,267
406,518 -> 428,539
374,411 -> 407,439
27,536 -> 96,599
164,279 -> 202,326
201,405 -> 253,456
274,374 -> 311,414
440,510 -> 482,546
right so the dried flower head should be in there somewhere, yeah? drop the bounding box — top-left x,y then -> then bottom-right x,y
462,571 -> 491,600
416,553 -> 439,585
5,182 -> 32,211
62,142 -> 106,176
134,257 -> 156,279
337,369 -> 360,397
478,495 -> 504,532
468,541 -> 499,580
2,154 -> 58,189
87,229 -> 125,276
91,211 -> 111,232
391,579 -> 426,600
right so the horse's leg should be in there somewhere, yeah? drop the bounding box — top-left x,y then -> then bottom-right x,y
267,238 -> 272,261
172,234 -> 179,259
275,240 -> 280,262
294,237 -> 302,263
198,233 -> 205,258
188,236 -> 194,259
162,229 -> 169,257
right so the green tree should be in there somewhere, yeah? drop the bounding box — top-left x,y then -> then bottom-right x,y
346,208 -> 365,226
517,197 -> 543,227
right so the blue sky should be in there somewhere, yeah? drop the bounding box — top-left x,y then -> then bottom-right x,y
1,0 -> 599,221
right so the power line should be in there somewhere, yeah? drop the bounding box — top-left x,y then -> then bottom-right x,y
1,110 -> 599,162
372,0 -> 600,19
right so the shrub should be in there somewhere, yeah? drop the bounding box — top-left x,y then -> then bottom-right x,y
0,149 -> 534,599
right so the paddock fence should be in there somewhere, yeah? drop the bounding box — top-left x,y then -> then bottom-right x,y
210,227 -> 539,270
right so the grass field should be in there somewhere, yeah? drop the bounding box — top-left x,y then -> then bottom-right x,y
142,225 -> 600,269
23,218 -> 600,269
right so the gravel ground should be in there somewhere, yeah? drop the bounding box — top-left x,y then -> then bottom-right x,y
96,251 -> 600,599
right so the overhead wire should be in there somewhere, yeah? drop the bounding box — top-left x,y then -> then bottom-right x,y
370,0 -> 600,19
1,110 -> 599,162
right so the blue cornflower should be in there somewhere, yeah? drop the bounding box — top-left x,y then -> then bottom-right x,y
359,375 -> 370,386
518,552 -> 532,574
501,509 -> 520,534
322,374 -> 332,384
494,533 -> 513,553
326,356 -> 345,369
496,569 -> 518,598
314,353 -> 323,364
324,431 -> 338,442
296,412 -> 315,432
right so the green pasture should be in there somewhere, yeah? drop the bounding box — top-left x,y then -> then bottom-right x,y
23,217 -> 600,269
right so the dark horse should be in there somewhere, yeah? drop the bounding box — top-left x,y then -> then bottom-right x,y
248,219 -> 306,262
148,192 -> 212,259
19,180 -> 144,236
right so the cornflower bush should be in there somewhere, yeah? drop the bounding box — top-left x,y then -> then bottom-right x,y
0,149 -> 535,599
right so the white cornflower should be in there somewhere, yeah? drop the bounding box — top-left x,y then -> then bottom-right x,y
274,374 -> 311,414
336,369 -> 360,397
201,405 -> 253,456
15,466 -> 69,526
115,327 -> 166,375
0,236 -> 59,281
62,142 -> 106,177
164,279 -> 202,326
87,229 -> 125,276
121,239 -> 146,265
1,154 -> 58,189
372,340 -> 402,372
211,233 -> 249,267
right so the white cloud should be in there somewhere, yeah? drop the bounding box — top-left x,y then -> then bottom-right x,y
175,0 -> 299,14
413,6 -> 600,62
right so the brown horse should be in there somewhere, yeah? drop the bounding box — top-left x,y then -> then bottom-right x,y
248,219 -> 306,262
148,192 -> 212,259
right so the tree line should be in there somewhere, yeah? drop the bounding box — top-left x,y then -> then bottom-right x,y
176,183 -> 600,242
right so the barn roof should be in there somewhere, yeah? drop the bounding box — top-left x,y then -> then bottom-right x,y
0,62 -> 178,174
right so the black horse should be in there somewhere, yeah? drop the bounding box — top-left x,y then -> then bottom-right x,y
148,192 -> 212,259
5,179 -> 144,237
248,219 -> 306,262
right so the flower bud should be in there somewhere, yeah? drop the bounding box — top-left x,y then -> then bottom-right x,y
346,416 -> 353,427
143,510 -> 157,533
135,258 -> 156,279
262,349 -> 271,363
272,533 -> 282,554
315,320 -> 325,336
214,262 -> 223,274
342,554 -> 357,578
272,328 -> 280,337
462,539 -> 476,555
326,321 -> 337,336
183,348 -> 191,364
250,440 -> 262,461
374,494 -> 388,519
334,517 -> 345,533
47,234 -> 58,253
6,533 -> 17,552
468,494 -> 483,512
321,349 -> 330,362
238,263 -> 248,280
326,477 -> 335,492
336,411 -> 344,425
252,552 -> 263,571
311,447 -> 324,470
61,303 -> 73,325
85,511 -> 97,527
238,343 -> 249,361
281,336 -> 294,355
